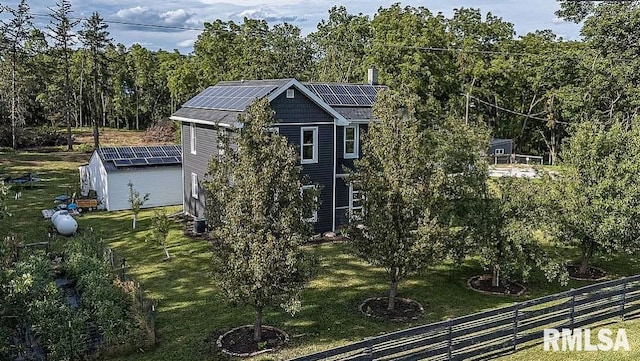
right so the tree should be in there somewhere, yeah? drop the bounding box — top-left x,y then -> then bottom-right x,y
127,181 -> 149,229
0,0 -> 33,149
148,209 -> 171,259
47,0 -> 79,150
345,89 -> 450,311
473,177 -> 567,287
78,12 -> 111,148
543,121 -> 640,275
205,98 -> 318,342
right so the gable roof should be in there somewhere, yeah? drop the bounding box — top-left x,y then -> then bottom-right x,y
171,78 -> 349,127
96,145 -> 182,173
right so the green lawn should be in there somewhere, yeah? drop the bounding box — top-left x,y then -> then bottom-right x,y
3,150 -> 640,360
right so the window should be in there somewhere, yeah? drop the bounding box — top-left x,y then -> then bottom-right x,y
300,127 -> 318,164
266,127 -> 279,135
301,185 -> 318,222
190,123 -> 197,155
495,148 -> 505,155
191,173 -> 198,199
217,128 -> 227,158
344,125 -> 359,158
286,89 -> 295,98
349,183 -> 364,220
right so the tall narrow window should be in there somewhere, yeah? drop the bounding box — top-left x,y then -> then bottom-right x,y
190,123 -> 197,155
300,127 -> 318,164
191,173 -> 198,199
301,185 -> 318,222
344,125 -> 359,158
349,183 -> 363,220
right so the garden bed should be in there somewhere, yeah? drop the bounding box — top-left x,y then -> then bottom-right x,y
217,325 -> 289,357
467,275 -> 526,296
567,265 -> 607,281
359,297 -> 424,321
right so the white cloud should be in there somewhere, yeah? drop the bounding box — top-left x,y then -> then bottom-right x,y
161,9 -> 197,25
115,6 -> 151,20
177,38 -> 195,48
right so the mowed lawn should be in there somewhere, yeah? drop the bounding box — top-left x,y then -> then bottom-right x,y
3,148 -> 640,360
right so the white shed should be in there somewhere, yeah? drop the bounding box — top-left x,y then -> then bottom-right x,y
79,145 -> 183,211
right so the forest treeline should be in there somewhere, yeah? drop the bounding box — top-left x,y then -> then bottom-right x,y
0,0 -> 638,159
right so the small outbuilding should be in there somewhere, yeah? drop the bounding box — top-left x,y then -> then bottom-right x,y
79,145 -> 183,211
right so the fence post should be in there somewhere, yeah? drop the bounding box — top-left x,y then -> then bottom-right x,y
447,319 -> 452,360
621,277 -> 628,321
363,337 -> 374,361
569,288 -> 576,329
121,257 -> 126,281
512,302 -> 519,352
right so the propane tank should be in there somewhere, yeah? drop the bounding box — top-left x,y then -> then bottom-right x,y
51,210 -> 78,236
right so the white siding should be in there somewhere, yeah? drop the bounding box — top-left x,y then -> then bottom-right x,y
83,153 -> 109,210
106,167 -> 182,211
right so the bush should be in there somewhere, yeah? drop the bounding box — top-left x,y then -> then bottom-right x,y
143,119 -> 178,144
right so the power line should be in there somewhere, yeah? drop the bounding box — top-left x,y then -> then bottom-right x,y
30,13 -> 202,32
466,94 -> 571,125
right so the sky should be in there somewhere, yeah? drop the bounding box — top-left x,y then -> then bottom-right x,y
4,0 -> 582,53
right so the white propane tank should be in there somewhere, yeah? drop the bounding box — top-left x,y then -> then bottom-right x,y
51,210 -> 78,236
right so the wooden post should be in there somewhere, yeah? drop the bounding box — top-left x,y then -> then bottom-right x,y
447,319 -> 453,360
512,303 -> 519,352
621,278 -> 628,321
569,289 -> 576,329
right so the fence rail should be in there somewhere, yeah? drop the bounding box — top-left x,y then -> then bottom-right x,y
291,275 -> 640,361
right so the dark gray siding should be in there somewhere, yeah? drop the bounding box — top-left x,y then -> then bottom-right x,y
278,123 -> 334,233
182,122 -> 224,218
271,87 -> 334,124
490,139 -> 513,155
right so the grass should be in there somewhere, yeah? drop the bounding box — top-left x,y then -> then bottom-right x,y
3,148 -> 640,360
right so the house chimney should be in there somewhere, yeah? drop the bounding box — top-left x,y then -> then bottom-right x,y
367,67 -> 378,85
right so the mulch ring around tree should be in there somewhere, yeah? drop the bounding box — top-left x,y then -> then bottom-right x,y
217,325 -> 289,357
359,297 -> 424,322
567,265 -> 607,281
467,275 -> 526,296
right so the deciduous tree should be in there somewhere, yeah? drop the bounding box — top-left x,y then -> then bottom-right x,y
205,98 -> 318,342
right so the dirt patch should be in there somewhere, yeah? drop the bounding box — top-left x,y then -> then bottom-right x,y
359,297 -> 424,322
567,265 -> 607,281
467,275 -> 526,296
217,325 -> 288,357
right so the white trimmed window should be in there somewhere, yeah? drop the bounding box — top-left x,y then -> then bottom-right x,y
190,123 -> 197,155
286,89 -> 295,98
301,185 -> 318,222
301,127 -> 318,164
344,125 -> 359,158
495,148 -> 505,155
217,128 -> 227,158
191,173 -> 198,199
349,183 -> 363,220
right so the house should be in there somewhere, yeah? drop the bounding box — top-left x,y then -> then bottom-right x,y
490,138 -> 514,156
79,145 -> 183,211
170,71 -> 384,233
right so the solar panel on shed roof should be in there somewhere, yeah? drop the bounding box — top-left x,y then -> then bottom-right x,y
182,85 -> 278,111
101,145 -> 182,168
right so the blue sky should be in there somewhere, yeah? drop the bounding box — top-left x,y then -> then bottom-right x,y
4,0 -> 581,53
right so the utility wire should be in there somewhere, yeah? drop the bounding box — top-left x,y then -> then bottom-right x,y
30,13 -> 202,31
466,94 -> 571,125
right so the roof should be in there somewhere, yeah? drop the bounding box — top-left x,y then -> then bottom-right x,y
171,78 -> 389,127
96,145 -> 182,173
490,138 -> 513,146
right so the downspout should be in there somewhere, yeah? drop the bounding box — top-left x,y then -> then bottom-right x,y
332,121 -> 337,232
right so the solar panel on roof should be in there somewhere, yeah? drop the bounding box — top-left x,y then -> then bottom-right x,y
146,157 -> 164,165
305,83 -> 382,106
148,146 -> 167,157
133,148 -> 151,158
117,147 -> 134,158
183,85 -> 277,111
113,159 -> 132,167
130,158 -> 148,165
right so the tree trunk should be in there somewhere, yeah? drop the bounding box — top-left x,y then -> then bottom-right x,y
492,265 -> 500,287
11,52 -> 17,150
254,306 -> 263,342
163,245 -> 171,259
388,279 -> 398,311
132,215 -> 136,229
579,256 -> 590,275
